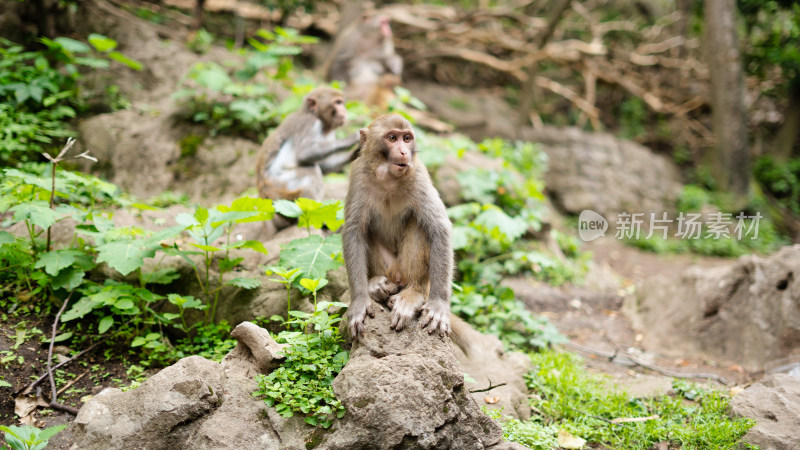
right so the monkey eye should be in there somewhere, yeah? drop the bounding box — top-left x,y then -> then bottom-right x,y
388,134 -> 397,142
403,134 -> 412,142
335,99 -> 343,105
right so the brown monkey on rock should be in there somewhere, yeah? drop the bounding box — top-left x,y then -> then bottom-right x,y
256,86 -> 358,203
342,114 -> 473,355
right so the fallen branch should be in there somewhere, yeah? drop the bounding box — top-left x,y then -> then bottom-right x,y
56,370 -> 89,396
46,292 -> 74,413
469,380 -> 508,394
21,335 -> 111,396
564,340 -> 729,385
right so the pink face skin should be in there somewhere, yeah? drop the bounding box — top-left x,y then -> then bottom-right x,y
383,129 -> 414,178
332,97 -> 347,128
379,16 -> 392,38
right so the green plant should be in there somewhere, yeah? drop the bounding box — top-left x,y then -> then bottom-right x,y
523,350 -> 755,448
0,35 -> 141,166
0,424 -> 67,450
254,301 -> 349,428
483,408 -> 559,450
174,196 -> 273,323
173,27 -> 318,139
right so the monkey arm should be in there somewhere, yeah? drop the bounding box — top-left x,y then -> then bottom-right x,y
317,150 -> 355,174
343,191 -> 374,338
296,134 -> 359,166
385,54 -> 403,77
414,186 -> 453,305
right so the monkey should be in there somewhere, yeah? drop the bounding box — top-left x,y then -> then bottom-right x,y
364,73 -> 401,111
256,87 -> 359,206
342,114 -> 473,355
323,13 -> 403,102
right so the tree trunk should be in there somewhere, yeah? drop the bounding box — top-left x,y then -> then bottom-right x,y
704,0 -> 750,197
771,84 -> 800,161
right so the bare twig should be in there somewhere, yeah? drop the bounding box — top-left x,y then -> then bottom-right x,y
47,292 -> 73,411
469,380 -> 508,393
21,335 -> 111,395
56,370 -> 89,396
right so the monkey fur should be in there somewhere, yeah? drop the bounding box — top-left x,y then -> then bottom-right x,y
256,86 -> 358,203
342,114 -> 473,356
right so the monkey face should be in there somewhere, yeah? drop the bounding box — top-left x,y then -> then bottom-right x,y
383,129 -> 415,177
329,96 -> 347,128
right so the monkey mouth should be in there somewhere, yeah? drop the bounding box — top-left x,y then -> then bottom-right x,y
394,163 -> 407,168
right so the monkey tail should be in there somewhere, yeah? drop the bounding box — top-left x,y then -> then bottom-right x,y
449,314 -> 477,359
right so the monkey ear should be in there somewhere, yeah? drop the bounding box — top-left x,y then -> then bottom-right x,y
306,97 -> 317,112
359,128 -> 368,146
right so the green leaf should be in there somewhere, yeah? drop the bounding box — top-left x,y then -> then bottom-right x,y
37,424 -> 67,442
98,316 -> 114,334
131,336 -> 147,347
54,37 -> 90,53
0,231 -> 15,245
227,277 -> 261,289
62,295 -> 103,321
50,268 -> 85,291
0,380 -> 11,388
474,207 -> 528,242
96,240 -> 159,276
278,235 -> 343,281
273,199 -> 302,218
217,196 -> 274,222
190,243 -> 220,252
88,33 -> 117,52
10,201 -> 60,229
49,331 -> 73,343
114,298 -> 135,310
229,240 -> 268,254
108,51 -> 143,71
34,249 -> 86,276
295,199 -> 344,231
219,257 -> 244,272
142,268 -> 180,284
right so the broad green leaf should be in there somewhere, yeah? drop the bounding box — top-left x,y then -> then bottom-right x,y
190,243 -> 220,252
37,424 -> 67,442
108,51 -> 143,70
219,257 -> 244,272
0,380 -> 11,387
50,331 -> 73,343
114,298 -> 135,310
168,294 -> 205,310
217,196 -> 274,222
98,316 -> 114,334
474,207 -> 528,242
0,231 -> 15,245
34,249 -> 86,276
194,206 -> 210,225
273,199 -> 302,218
229,240 -> 268,254
278,235 -> 343,281
10,201 -> 60,229
54,37 -> 90,53
62,296 -> 102,321
88,33 -> 117,52
96,240 -> 158,276
51,268 -> 85,291
228,277 -> 261,289
142,268 -> 180,285
299,277 -> 328,293
131,337 -> 147,347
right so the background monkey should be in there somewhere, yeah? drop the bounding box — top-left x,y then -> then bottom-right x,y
256,86 -> 358,203
343,114 -> 472,354
323,13 -> 403,102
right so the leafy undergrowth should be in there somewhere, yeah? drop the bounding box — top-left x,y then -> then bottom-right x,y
490,350 -> 756,449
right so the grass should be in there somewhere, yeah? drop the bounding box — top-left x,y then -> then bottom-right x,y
490,350 -> 756,449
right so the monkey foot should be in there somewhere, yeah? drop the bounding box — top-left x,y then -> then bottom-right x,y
388,289 -> 425,331
420,301 -> 451,337
368,276 -> 399,302
347,301 -> 375,340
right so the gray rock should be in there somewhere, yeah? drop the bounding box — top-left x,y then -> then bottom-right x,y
222,321 -> 288,378
629,245 -> 800,372
731,374 -> 800,450
520,126 -> 682,221
456,326 -> 532,420
325,305 -> 504,449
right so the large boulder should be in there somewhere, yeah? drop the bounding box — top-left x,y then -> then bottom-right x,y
519,126 -> 682,220
326,305 -> 514,449
629,245 -> 800,371
731,373 -> 800,450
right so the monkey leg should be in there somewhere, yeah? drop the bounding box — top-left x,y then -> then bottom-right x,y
366,237 -> 400,302
386,216 -> 430,331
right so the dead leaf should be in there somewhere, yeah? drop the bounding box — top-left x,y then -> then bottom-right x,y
611,414 -> 660,424
14,393 -> 48,418
557,429 -> 586,449
483,396 -> 500,404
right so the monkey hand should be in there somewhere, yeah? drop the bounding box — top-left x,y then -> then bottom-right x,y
347,299 -> 375,340
420,300 -> 451,337
368,276 -> 399,302
387,289 -> 425,331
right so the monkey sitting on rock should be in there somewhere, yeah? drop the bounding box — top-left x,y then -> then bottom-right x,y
256,86 -> 358,204
342,114 -> 473,356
